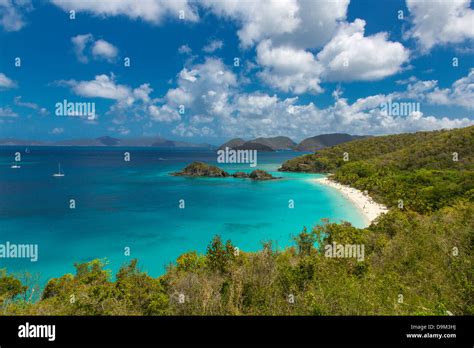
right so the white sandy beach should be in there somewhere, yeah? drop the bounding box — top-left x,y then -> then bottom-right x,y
311,176 -> 388,226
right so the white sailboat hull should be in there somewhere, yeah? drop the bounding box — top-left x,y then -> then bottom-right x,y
53,163 -> 65,177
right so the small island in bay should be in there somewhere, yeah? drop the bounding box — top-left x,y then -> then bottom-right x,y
172,161 -> 230,177
172,162 -> 280,180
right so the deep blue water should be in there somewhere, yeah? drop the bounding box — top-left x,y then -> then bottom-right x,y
0,146 -> 365,285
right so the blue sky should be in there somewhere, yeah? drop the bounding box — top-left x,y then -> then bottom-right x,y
0,0 -> 473,144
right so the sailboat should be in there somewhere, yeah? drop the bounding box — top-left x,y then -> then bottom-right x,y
52,162 -> 65,177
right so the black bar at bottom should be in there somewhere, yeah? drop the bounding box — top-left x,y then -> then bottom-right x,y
0,316 -> 472,346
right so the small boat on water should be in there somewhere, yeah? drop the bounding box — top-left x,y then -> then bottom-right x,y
52,162 -> 65,177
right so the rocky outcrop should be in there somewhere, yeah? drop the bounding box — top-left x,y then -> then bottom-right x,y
172,162 -> 279,180
232,171 -> 249,178
172,162 -> 230,177
248,169 -> 277,180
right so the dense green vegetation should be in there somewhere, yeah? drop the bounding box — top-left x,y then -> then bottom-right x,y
1,126 -> 473,315
280,126 -> 474,213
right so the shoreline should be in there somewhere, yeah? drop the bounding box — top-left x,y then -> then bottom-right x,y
311,176 -> 388,226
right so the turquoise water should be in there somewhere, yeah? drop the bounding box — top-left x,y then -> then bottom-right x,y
0,147 -> 365,284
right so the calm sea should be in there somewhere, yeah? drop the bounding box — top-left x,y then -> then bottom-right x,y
0,146 -> 365,285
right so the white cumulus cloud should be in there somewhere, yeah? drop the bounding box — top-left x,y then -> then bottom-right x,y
158,59 -> 473,139
0,72 -> 17,89
425,69 -> 474,109
71,34 -> 94,63
72,34 -> 118,63
163,57 -> 237,118
201,0 -> 300,47
272,0 -> 350,49
202,39 -> 223,53
0,0 -> 32,32
148,104 -> 181,123
256,39 -> 323,94
405,0 -> 474,52
51,0 -> 199,24
178,44 -> 192,54
92,39 -> 119,61
63,74 -> 133,102
317,19 -> 410,81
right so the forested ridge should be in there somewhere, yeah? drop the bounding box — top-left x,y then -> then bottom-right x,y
280,126 -> 474,213
1,126 -> 473,315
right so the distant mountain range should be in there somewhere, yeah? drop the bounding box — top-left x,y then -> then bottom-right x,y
219,134 -> 368,152
0,136 -> 215,148
0,133 -> 368,151
219,136 -> 296,151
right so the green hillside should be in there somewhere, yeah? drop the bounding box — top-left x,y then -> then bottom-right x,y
280,126 -> 473,172
280,126 -> 474,213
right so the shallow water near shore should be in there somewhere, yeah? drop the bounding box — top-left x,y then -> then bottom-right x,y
0,146 -> 366,285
